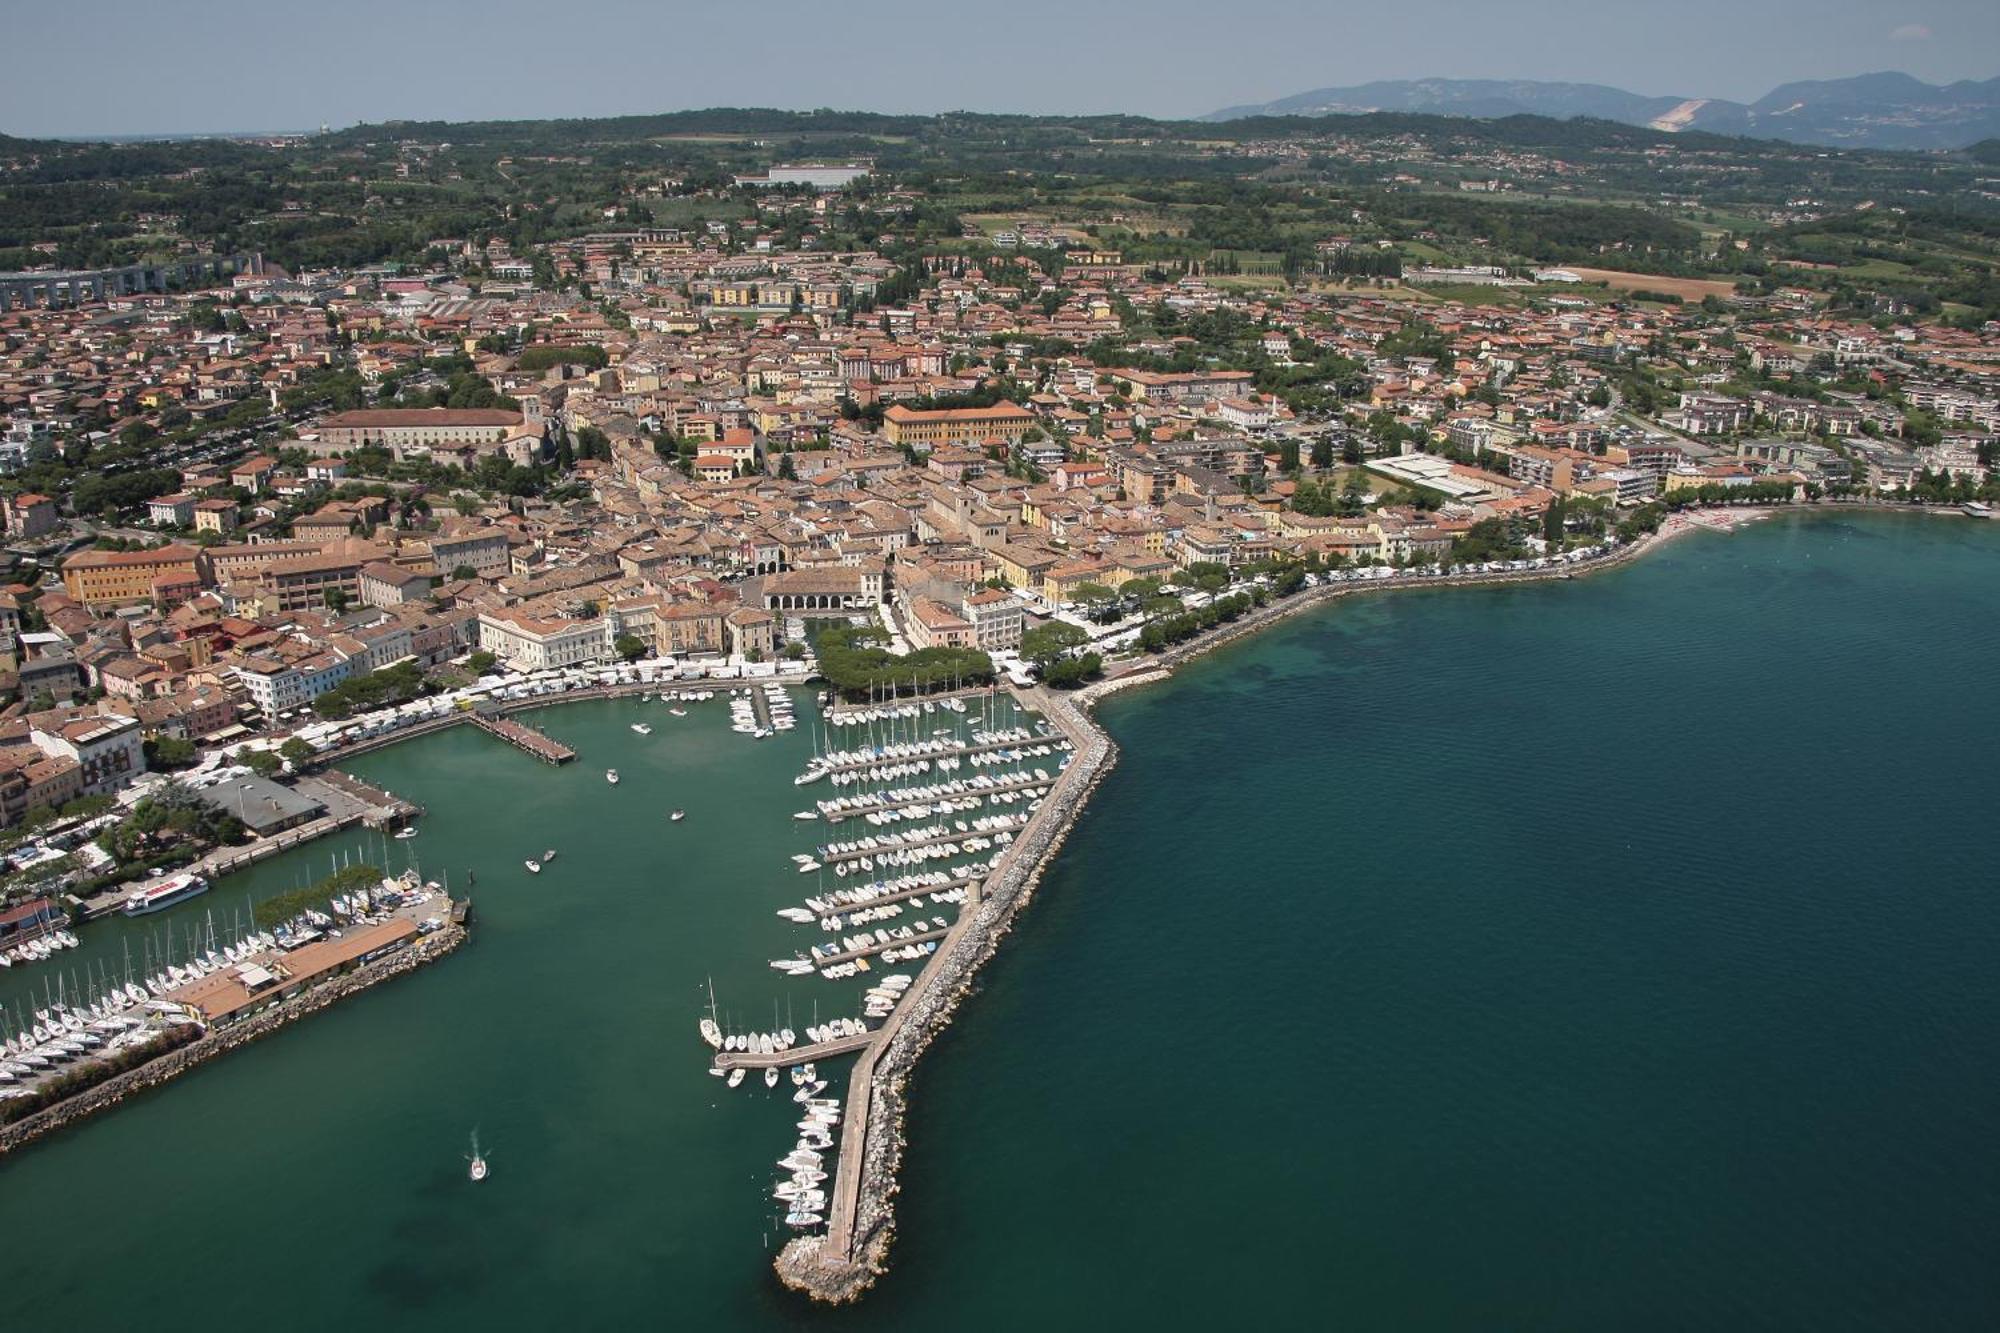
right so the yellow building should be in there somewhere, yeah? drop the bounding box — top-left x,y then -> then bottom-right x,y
60,545 -> 204,609
883,403 -> 1036,448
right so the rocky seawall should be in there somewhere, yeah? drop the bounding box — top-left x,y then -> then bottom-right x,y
0,922 -> 468,1158
774,686 -> 1120,1302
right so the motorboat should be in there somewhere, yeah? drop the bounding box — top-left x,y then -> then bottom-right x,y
726,1068 -> 746,1089
630,723 -> 653,735
606,770 -> 621,785
670,810 -> 685,822
524,860 -> 542,874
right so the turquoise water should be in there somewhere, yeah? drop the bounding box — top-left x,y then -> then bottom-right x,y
3,511 -> 1998,1330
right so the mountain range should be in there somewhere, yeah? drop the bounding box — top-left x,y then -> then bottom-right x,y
1206,72 -> 2000,151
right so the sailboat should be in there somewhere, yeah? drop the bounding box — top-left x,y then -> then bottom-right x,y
468,1131 -> 490,1182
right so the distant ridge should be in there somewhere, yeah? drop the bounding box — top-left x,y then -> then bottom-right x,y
1207,72 -> 2000,150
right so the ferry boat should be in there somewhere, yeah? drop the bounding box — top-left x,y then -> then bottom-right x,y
122,872 -> 210,917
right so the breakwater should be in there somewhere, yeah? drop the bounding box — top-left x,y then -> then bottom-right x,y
0,918 -> 468,1158
770,516 -> 1739,1303
774,685 -> 1120,1302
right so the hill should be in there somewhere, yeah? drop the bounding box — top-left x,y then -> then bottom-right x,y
1208,72 -> 2000,150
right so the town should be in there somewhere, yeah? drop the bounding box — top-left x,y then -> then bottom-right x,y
1,118 -> 1997,962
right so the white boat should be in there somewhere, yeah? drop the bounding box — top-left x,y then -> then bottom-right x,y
776,908 -> 816,923
524,860 -> 542,874
606,770 -> 620,784
670,810 -> 685,822
394,827 -> 419,840
630,723 -> 653,735
726,1068 -> 746,1089
699,1018 -> 722,1049
668,708 -> 688,717
793,811 -> 818,821
122,873 -> 210,917
467,1132 -> 489,1182
542,849 -> 558,863
764,1068 -> 780,1089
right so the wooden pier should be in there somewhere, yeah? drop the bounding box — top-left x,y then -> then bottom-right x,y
466,709 -> 575,764
816,774 -> 1053,823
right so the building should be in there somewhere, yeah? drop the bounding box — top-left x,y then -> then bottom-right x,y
29,714 -> 145,795
905,597 -> 975,649
317,408 -> 525,454
60,545 -> 204,609
6,492 -> 59,539
427,528 -> 510,578
359,561 -> 432,608
963,587 -> 1025,651
192,498 -> 240,535
882,403 -> 1036,449
199,775 -> 326,837
476,609 -> 612,671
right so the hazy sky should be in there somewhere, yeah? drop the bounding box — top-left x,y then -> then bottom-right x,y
4,0 -> 1996,137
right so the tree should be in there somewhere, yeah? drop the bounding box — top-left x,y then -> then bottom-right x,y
466,650 -> 498,674
1543,495 -> 1567,547
614,633 -> 648,663
144,736 -> 198,770
243,750 -> 282,779
278,737 -> 315,767
323,588 -> 349,614
451,564 -> 478,580
1021,620 -> 1090,669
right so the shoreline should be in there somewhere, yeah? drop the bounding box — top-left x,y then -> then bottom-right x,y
768,504 -> 1769,1303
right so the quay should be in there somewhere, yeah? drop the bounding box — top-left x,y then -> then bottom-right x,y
815,733 -> 1057,777
809,925 -> 949,967
466,708 -> 575,764
816,774 -> 1051,823
713,1028 -> 873,1070
67,770 -> 425,919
